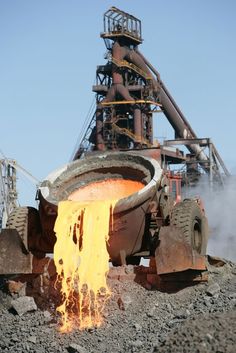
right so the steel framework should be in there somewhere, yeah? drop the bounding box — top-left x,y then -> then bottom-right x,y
0,159 -> 18,229
72,7 -> 229,184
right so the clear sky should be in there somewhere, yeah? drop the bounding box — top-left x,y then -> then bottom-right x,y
0,0 -> 236,206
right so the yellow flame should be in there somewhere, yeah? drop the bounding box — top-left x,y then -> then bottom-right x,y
54,200 -> 113,331
53,179 -> 144,331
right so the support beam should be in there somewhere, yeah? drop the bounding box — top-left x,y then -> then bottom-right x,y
163,138 -> 211,147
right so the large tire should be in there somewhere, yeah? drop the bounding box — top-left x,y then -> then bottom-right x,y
170,199 -> 208,255
6,207 -> 45,258
6,207 -> 29,250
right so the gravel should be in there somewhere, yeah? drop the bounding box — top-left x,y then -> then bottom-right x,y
0,257 -> 235,353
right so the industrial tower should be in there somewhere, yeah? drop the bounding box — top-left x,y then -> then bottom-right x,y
74,7 -> 229,185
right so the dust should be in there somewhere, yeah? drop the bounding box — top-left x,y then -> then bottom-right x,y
183,175 -> 236,261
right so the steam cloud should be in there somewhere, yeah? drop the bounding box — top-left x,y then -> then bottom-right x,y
184,176 -> 236,262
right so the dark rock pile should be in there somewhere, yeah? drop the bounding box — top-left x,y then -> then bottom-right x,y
0,257 -> 235,353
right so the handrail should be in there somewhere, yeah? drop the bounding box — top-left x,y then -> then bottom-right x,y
112,57 -> 152,80
112,123 -> 152,147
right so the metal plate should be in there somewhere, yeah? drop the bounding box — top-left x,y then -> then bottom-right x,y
155,226 -> 206,275
0,229 -> 32,274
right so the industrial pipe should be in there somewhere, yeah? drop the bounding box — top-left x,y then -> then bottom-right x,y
135,49 -> 209,167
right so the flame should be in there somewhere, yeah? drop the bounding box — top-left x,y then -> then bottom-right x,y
53,179 -> 143,331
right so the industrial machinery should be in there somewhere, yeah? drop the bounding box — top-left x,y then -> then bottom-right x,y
0,7 -> 229,276
0,158 -> 18,229
0,155 -> 39,229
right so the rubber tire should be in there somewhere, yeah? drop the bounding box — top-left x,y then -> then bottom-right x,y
170,199 -> 208,255
6,207 -> 29,248
6,207 -> 45,258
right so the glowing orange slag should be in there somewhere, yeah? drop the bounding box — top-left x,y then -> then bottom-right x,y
53,179 -> 144,332
68,179 -> 144,201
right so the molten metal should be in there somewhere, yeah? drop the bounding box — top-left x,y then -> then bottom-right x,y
68,179 -> 144,201
53,179 -> 143,331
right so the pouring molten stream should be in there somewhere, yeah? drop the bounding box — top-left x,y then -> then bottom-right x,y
53,179 -> 144,331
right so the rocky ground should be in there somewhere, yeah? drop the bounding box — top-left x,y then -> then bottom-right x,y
0,256 -> 235,353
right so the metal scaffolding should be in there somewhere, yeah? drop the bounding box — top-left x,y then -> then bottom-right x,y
73,6 -> 230,185
0,159 -> 18,229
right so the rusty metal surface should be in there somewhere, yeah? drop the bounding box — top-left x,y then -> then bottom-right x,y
32,256 -> 56,275
155,226 -> 206,275
0,229 -> 32,274
109,198 -> 150,262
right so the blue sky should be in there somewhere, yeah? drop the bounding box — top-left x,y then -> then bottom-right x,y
0,0 -> 236,205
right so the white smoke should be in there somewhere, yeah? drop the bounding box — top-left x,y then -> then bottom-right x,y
183,175 -> 236,262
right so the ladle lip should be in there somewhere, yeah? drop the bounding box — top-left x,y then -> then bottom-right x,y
39,152 -> 162,212
113,157 -> 162,213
